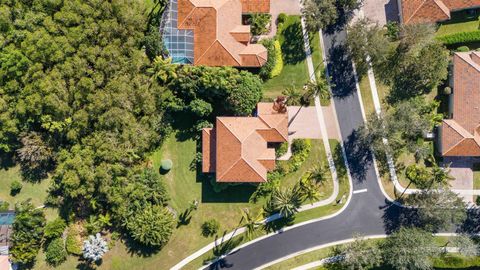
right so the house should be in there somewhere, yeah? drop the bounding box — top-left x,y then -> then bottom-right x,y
202,99 -> 288,183
160,0 -> 269,66
439,51 -> 480,156
399,0 -> 480,24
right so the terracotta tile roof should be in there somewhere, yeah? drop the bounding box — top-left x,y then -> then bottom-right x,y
441,52 -> 480,156
401,0 -> 480,24
240,0 -> 270,13
202,102 -> 288,182
176,0 -> 268,67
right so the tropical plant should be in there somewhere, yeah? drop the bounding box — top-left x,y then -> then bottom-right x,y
45,238 -> 67,266
9,200 -> 46,265
202,219 -> 220,237
296,177 -> 321,204
10,180 -> 22,196
83,233 -> 108,262
148,56 -> 178,84
308,164 -> 328,183
241,208 -> 264,240
271,187 -> 303,217
123,205 -> 175,248
248,13 -> 271,36
448,235 -> 478,257
302,75 -> 331,105
44,218 -> 67,240
283,85 -> 303,106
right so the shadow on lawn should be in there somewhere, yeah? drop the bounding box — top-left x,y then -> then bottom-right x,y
200,174 -> 257,203
281,21 -> 307,65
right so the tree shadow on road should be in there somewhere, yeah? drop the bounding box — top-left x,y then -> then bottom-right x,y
327,44 -> 357,99
382,203 -> 420,234
343,130 -> 373,183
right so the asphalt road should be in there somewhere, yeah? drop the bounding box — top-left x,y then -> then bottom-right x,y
206,28 -> 401,270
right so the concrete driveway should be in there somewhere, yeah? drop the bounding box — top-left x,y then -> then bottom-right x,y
361,0 -> 399,25
443,157 -> 477,203
267,0 -> 302,38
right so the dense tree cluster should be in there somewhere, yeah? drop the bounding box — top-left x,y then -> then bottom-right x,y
302,0 -> 363,32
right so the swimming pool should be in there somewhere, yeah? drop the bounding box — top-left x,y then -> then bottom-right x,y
0,212 -> 15,225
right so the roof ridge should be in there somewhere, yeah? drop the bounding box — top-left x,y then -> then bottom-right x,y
241,157 -> 267,180
177,0 -> 197,29
404,0 -> 428,23
433,0 -> 450,17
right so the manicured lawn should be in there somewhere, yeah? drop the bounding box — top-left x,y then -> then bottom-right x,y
359,75 -> 375,117
280,140 -> 333,200
263,16 -> 309,100
182,139 -> 349,270
0,166 -> 55,214
436,10 -> 480,37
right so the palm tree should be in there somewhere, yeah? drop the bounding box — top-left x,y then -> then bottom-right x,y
296,178 -> 321,205
282,85 -> 302,106
147,56 -> 177,84
308,164 -> 328,184
429,155 -> 453,188
271,187 -> 303,217
240,208 -> 264,240
303,75 -> 331,105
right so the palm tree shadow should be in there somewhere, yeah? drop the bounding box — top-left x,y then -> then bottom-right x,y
343,130 -> 373,183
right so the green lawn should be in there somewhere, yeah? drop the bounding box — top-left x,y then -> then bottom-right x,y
264,236 -> 479,270
436,10 -> 480,37
263,15 -> 309,100
359,75 -> 375,117
280,139 -> 333,200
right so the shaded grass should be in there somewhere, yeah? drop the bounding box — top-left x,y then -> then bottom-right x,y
473,163 -> 480,190
436,10 -> 480,37
263,16 -> 309,100
359,75 -> 375,117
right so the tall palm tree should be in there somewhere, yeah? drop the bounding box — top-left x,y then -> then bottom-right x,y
282,85 -> 303,106
429,155 -> 453,189
271,187 -> 303,217
240,208 -> 264,240
303,75 -> 331,105
308,164 -> 328,184
296,178 -> 321,205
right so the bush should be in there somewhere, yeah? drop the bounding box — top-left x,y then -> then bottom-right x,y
0,201 -> 9,211
201,219 -> 220,237
259,39 -> 276,80
456,46 -> 470,52
10,180 -> 22,196
45,238 -> 67,266
277,13 -> 287,25
443,86 -> 452,95
161,159 -> 173,171
271,40 -> 284,78
249,13 -> 271,36
44,218 -> 67,240
65,226 -> 83,255
275,142 -> 289,158
437,30 -> 480,45
291,139 -> 311,155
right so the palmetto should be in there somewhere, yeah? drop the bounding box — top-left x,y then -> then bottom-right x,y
271,187 -> 303,217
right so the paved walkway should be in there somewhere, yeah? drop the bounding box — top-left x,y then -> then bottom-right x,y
267,0 -> 302,38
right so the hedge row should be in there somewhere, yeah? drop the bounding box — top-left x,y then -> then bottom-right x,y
271,40 -> 284,78
437,30 -> 480,45
259,38 -> 276,80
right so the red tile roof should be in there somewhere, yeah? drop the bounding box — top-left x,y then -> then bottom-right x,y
441,52 -> 480,156
240,0 -> 270,13
202,102 -> 288,182
177,0 -> 268,67
401,0 -> 480,24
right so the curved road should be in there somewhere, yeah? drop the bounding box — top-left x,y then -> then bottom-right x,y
207,29 -> 402,270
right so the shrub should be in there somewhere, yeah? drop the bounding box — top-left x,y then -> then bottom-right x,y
249,13 -> 271,36
161,159 -> 173,171
456,46 -> 470,52
437,30 -> 480,45
0,201 -> 9,211
277,13 -> 287,25
271,40 -> 284,78
189,99 -> 213,117
65,226 -> 83,255
275,142 -> 289,158
259,39 -> 276,80
10,180 -> 22,196
45,238 -> 67,266
443,86 -> 452,95
291,139 -> 311,155
44,218 -> 67,240
83,233 -> 108,262
201,219 -> 220,237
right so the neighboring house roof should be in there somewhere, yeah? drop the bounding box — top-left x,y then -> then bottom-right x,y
441,52 -> 480,156
401,0 -> 480,24
176,0 -> 268,67
202,102 -> 288,183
